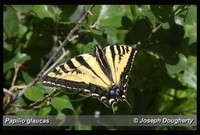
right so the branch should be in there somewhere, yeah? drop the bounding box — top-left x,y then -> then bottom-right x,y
147,23 -> 162,40
3,64 -> 20,109
3,88 -> 15,97
3,5 -> 94,113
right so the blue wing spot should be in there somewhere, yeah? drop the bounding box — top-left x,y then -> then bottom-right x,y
110,90 -> 115,96
116,88 -> 120,93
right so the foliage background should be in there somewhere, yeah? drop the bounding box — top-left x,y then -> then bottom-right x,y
3,5 -> 197,130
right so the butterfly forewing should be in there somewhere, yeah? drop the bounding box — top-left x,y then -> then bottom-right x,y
43,53 -> 112,92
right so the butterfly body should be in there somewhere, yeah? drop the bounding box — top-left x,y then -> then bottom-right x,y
43,44 -> 137,112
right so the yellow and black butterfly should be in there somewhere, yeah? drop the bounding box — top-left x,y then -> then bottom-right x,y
42,44 -> 137,113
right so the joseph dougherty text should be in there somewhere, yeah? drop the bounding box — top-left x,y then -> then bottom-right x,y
137,118 -> 194,125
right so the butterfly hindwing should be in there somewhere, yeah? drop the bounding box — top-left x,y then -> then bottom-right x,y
103,45 -> 137,91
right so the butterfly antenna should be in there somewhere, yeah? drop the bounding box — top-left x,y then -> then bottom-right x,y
123,99 -> 133,109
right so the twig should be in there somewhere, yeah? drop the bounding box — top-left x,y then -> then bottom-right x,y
3,88 -> 15,97
3,88 -> 14,105
152,23 -> 162,33
3,64 -> 20,109
90,20 -> 99,28
11,63 -> 20,89
147,23 -> 162,40
3,5 -> 94,113
68,35 -> 79,41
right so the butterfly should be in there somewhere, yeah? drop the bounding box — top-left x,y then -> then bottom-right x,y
43,44 -> 137,113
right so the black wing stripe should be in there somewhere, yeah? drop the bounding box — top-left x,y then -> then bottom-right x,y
95,46 -> 113,82
110,45 -> 115,65
116,45 -> 121,55
125,46 -> 129,53
59,64 -> 69,73
75,56 -> 93,70
67,59 -> 76,69
122,46 -> 125,54
43,76 -> 88,91
116,45 -> 123,61
51,68 -> 62,76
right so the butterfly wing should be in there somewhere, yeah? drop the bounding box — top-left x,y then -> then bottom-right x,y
43,53 -> 113,93
103,45 -> 137,93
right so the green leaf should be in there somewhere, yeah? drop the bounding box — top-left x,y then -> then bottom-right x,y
185,5 -> 197,25
88,5 -> 101,24
82,23 -> 102,35
138,5 -> 156,25
26,31 -> 33,41
3,53 -> 31,73
177,56 -> 197,89
3,42 -> 12,52
38,106 -> 51,116
162,23 -> 170,29
91,29 -> 103,36
21,71 -> 34,83
5,70 -> 12,81
93,33 -> 110,46
16,108 -> 38,115
166,54 -> 188,73
16,96 -> 28,106
15,53 -> 31,63
82,42 -> 95,53
18,25 -> 28,38
147,23 -> 185,65
51,96 -> 74,112
58,5 -> 78,20
3,7 -> 19,38
98,5 -> 120,20
3,32 -> 7,41
24,86 -> 44,101
32,5 -> 56,20
125,17 -> 152,44
121,16 -> 133,30
98,5 -> 136,27
169,97 -> 196,114
176,90 -> 188,98
12,5 -> 33,13
43,86 -> 56,95
9,97 -> 38,115
150,5 -> 174,23
100,16 -> 123,28
184,23 -> 197,45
